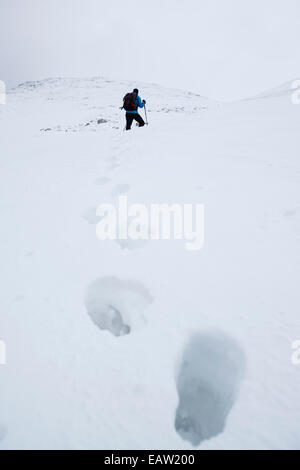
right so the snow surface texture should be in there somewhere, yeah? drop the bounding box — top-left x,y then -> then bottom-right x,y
0,77 -> 300,450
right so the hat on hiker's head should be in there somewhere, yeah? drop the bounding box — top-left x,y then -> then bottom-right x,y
133,88 -> 139,94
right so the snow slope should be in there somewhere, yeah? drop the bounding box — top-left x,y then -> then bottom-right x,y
245,79 -> 300,101
0,77 -> 300,450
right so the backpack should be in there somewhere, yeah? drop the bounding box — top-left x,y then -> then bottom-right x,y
123,92 -> 138,112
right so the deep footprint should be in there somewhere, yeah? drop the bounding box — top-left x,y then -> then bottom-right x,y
111,184 -> 131,197
175,331 -> 245,446
85,277 -> 153,337
82,206 -> 100,225
94,177 -> 111,186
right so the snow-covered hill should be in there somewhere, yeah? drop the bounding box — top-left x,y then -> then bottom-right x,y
2,77 -> 217,133
245,79 -> 299,101
0,77 -> 300,450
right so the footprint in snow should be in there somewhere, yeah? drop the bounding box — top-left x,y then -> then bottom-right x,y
82,206 -> 101,225
94,177 -> 111,187
284,210 -> 297,218
105,155 -> 122,171
175,331 -> 245,447
106,161 -> 121,171
111,184 -> 131,197
85,277 -> 153,337
115,237 -> 149,251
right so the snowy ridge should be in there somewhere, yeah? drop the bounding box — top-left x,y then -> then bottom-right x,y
244,79 -> 300,101
3,77 -> 218,133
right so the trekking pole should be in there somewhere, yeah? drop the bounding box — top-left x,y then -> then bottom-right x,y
144,105 -> 148,125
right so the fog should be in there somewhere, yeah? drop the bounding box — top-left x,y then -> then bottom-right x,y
1,0 -> 300,100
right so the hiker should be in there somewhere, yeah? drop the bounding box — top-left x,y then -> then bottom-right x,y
122,89 -> 146,130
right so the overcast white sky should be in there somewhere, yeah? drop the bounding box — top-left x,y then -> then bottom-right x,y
0,0 -> 299,100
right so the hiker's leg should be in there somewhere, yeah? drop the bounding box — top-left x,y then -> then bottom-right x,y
126,113 -> 134,130
133,114 -> 145,127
